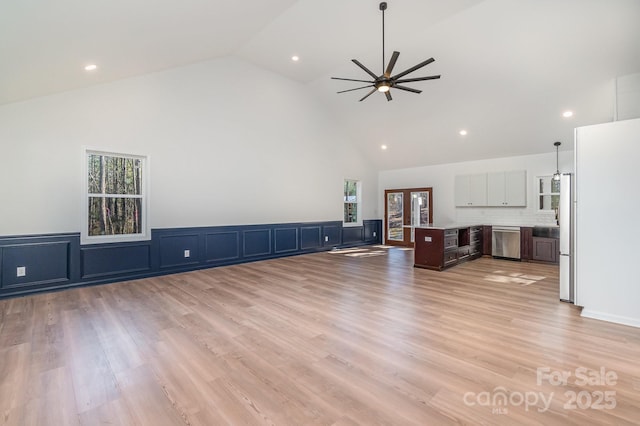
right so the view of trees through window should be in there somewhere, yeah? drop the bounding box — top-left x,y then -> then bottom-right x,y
537,176 -> 561,211
87,153 -> 143,236
343,179 -> 359,224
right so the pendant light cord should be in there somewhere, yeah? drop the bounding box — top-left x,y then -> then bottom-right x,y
553,141 -> 562,180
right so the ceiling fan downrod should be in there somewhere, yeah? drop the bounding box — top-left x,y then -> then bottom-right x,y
380,2 -> 387,74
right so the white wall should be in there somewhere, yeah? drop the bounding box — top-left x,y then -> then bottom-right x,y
0,57 -> 378,236
616,72 -> 640,121
378,151 -> 574,228
575,118 -> 640,328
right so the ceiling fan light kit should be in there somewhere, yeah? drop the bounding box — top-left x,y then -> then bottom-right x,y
331,2 -> 441,102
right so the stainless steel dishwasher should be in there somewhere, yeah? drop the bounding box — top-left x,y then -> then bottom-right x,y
492,226 -> 521,259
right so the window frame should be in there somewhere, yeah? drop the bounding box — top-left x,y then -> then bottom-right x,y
81,147 -> 150,245
343,178 -> 362,227
535,175 -> 560,212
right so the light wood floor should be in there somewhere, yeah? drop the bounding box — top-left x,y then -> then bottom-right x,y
1,247 -> 639,425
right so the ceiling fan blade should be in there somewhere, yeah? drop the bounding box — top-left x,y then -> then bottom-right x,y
385,91 -> 393,102
359,88 -> 377,102
337,85 -> 374,94
393,85 -> 422,94
394,75 -> 441,84
352,59 -> 379,80
384,51 -> 400,78
331,77 -> 375,83
391,58 -> 435,80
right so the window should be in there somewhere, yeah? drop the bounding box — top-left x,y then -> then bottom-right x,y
82,149 -> 149,244
343,179 -> 361,226
536,176 -> 560,211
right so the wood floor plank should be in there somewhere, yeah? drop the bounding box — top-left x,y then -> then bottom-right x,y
0,247 -> 639,425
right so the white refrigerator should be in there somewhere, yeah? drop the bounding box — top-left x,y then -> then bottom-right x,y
574,118 -> 640,327
559,173 -> 574,303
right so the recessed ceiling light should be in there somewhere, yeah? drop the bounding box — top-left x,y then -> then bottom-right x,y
291,56 -> 300,62
459,130 -> 468,136
84,64 -> 98,71
381,145 -> 388,150
562,110 -> 574,118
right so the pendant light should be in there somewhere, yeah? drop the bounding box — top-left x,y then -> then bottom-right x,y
552,141 -> 561,181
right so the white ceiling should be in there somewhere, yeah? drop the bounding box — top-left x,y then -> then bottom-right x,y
2,0 -> 639,170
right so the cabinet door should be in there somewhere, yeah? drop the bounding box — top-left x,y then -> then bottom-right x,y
469,174 -> 488,206
504,170 -> 526,206
520,227 -> 533,260
455,174 -> 487,206
454,175 -> 471,206
487,171 -> 526,206
532,237 -> 558,263
487,172 -> 506,206
482,225 -> 492,255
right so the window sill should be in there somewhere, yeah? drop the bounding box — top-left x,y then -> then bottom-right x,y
342,222 -> 363,228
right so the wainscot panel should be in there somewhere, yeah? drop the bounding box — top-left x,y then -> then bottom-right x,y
159,234 -> 200,269
364,220 -> 382,243
342,226 -> 364,245
0,234 -> 80,295
243,229 -> 272,257
0,220 -> 382,299
323,224 -> 342,247
205,231 -> 240,262
274,228 -> 298,254
300,226 -> 322,250
2,242 -> 69,289
81,243 -> 151,279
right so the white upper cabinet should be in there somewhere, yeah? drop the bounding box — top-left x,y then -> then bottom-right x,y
455,173 -> 487,206
487,170 -> 526,206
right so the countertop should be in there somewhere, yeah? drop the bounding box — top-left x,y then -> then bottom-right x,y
412,223 -> 483,230
411,223 -> 560,230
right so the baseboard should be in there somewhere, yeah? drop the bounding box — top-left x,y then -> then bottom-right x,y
580,309 -> 640,329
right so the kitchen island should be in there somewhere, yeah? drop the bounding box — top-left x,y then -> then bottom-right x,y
414,224 -> 484,271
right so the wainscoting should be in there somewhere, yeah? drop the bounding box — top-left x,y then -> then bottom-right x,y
0,220 -> 381,298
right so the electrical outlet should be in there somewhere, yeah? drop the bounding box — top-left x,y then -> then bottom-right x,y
184,249 -> 190,258
373,231 -> 376,237
324,236 -> 329,242
16,266 -> 26,277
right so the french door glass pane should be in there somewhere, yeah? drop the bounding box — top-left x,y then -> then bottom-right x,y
387,192 -> 404,241
410,191 -> 430,242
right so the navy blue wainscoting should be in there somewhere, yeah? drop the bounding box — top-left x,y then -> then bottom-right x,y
205,231 -> 240,263
0,234 -> 80,296
0,219 -> 382,299
81,242 -> 152,279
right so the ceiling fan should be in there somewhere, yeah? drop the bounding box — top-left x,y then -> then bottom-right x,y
331,2 -> 441,102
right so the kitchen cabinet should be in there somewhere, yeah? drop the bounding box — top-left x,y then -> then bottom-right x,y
532,237 -> 558,263
487,170 -> 526,206
520,227 -> 533,260
470,226 -> 483,259
454,174 -> 487,206
414,225 -> 483,271
482,225 -> 492,255
414,228 -> 447,270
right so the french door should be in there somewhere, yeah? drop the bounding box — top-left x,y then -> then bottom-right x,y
384,187 -> 433,247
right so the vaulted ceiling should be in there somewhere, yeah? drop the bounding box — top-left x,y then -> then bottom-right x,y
2,0 -> 639,169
